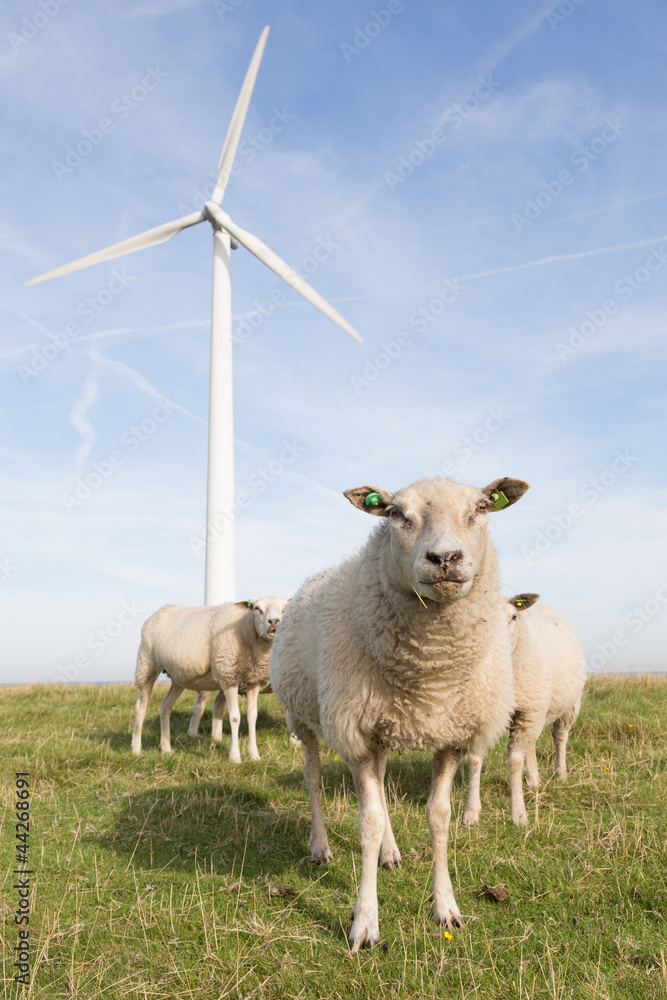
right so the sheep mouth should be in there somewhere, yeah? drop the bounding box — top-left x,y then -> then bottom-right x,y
267,625 -> 278,638
419,579 -> 471,601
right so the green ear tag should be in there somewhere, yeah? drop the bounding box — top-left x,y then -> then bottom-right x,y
365,492 -> 382,507
246,601 -> 253,608
515,598 -> 524,607
491,490 -> 509,510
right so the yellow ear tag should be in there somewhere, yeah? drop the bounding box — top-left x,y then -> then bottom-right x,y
491,490 -> 509,509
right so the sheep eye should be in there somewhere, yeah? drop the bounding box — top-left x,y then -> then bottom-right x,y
389,508 -> 411,527
476,501 -> 488,513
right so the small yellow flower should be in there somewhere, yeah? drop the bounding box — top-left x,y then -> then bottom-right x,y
444,931 -> 453,940
628,724 -> 633,728
334,756 -> 340,761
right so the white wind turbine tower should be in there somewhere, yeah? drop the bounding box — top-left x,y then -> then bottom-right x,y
26,26 -> 361,606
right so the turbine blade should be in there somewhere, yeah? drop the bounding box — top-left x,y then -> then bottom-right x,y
211,26 -> 270,205
208,206 -> 362,343
25,211 -> 205,285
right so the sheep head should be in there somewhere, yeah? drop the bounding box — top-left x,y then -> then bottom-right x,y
343,476 -> 530,603
235,596 -> 289,639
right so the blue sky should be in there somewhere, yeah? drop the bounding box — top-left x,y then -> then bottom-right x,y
1,0 -> 666,683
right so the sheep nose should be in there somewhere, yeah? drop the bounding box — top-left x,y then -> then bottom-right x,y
425,550 -> 463,568
267,618 -> 280,626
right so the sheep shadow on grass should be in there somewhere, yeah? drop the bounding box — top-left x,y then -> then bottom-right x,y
89,780 -> 356,942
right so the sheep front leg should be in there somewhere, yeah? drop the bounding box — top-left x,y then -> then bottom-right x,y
211,690 -> 225,742
224,686 -> 242,763
377,749 -> 401,869
159,682 -> 185,753
462,751 -> 484,826
300,728 -> 332,862
348,755 -> 386,952
427,748 -> 463,928
245,684 -> 261,760
187,691 -> 211,737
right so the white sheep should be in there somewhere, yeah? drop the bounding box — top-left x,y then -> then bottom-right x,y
131,596 -> 288,761
463,592 -> 587,827
269,475 -> 529,951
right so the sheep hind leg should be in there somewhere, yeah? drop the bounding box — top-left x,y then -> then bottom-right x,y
245,684 -> 261,760
159,682 -> 185,753
131,655 -> 159,755
211,690 -> 225,742
525,745 -> 539,789
552,699 -> 581,780
297,726 -> 332,863
508,713 -> 543,826
377,748 -> 401,869
187,691 -> 211,737
462,751 -> 484,826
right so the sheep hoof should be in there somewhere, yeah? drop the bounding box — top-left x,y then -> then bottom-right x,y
160,745 -> 172,754
310,844 -> 333,864
461,809 -> 480,827
380,848 -> 402,870
511,808 -> 528,826
248,750 -> 261,761
228,751 -> 242,764
349,916 -> 380,953
433,895 -> 464,928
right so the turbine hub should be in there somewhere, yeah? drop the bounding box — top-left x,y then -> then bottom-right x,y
203,201 -> 223,230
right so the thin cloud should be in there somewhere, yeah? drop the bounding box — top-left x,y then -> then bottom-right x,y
0,343 -> 37,360
88,348 -> 204,422
474,5 -> 557,79
0,298 -> 53,337
327,234 -> 667,303
448,234 -> 667,284
121,0 -> 212,16
70,372 -> 99,472
548,190 -> 667,227
76,319 -> 209,344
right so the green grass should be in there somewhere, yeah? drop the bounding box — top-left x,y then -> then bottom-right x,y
1,676 -> 666,999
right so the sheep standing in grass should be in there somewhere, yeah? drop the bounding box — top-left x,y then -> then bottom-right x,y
463,593 -> 587,827
131,597 -> 288,761
269,475 -> 529,952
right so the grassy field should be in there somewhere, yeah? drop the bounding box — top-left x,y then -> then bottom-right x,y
1,676 -> 666,999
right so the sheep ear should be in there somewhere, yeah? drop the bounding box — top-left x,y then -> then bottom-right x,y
480,478 -> 530,511
343,485 -> 394,516
234,600 -> 255,610
509,593 -> 540,611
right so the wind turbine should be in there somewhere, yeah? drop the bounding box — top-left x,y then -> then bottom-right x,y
26,26 -> 361,605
